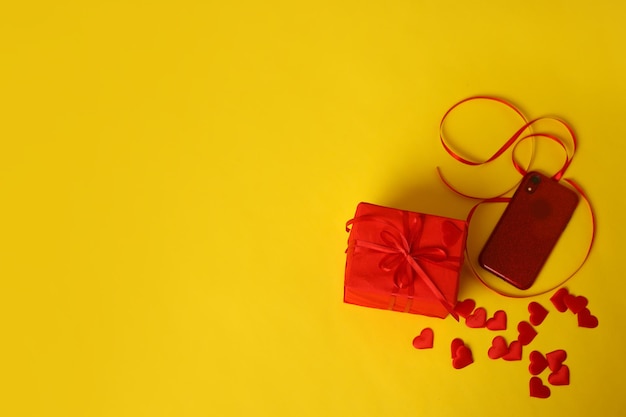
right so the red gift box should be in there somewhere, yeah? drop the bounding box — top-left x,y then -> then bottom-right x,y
344,202 -> 468,319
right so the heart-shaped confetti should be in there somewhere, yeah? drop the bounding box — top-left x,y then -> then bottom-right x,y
564,294 -> 588,314
517,321 -> 537,346
412,328 -> 434,349
502,340 -> 522,361
454,299 -> 476,319
450,338 -> 465,358
530,377 -> 551,398
442,220 -> 463,246
529,351 -> 548,375
466,307 -> 487,328
528,302 -> 549,326
577,308 -> 599,328
546,349 -> 567,372
548,364 -> 570,386
486,310 -> 507,331
452,344 -> 474,369
550,288 -> 569,312
405,285 -> 598,398
488,336 -> 508,359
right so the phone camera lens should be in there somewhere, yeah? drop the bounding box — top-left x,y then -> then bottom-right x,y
526,174 -> 541,193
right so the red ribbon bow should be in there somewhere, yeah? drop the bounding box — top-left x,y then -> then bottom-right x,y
348,216 -> 460,320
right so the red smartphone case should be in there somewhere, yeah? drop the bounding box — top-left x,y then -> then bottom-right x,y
479,172 -> 579,290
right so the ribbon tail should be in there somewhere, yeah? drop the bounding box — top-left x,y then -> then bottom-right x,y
406,257 -> 459,320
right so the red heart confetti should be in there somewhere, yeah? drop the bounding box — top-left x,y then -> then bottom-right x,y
486,310 -> 507,331
412,328 -> 434,349
488,336 -> 509,359
442,220 -> 463,246
577,308 -> 598,328
450,338 -> 465,358
454,299 -> 476,319
529,351 -> 548,375
517,321 -> 538,346
409,286 -> 598,398
530,377 -> 551,399
564,294 -> 588,314
452,344 -> 474,369
502,340 -> 522,361
550,287 -> 569,312
466,307 -> 487,328
548,364 -> 570,386
546,349 -> 567,372
528,302 -> 549,326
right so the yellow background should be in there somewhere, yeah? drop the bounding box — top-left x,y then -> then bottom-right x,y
1,1 -> 624,416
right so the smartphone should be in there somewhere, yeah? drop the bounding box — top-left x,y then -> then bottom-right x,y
478,171 -> 579,290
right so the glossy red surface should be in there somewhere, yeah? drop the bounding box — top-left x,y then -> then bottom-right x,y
479,172 -> 579,290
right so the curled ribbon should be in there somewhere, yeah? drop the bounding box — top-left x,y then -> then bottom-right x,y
438,95 -> 578,198
438,96 -> 596,298
347,216 -> 460,320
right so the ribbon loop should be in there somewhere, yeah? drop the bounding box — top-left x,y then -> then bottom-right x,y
412,247 -> 448,263
439,96 -> 595,298
439,96 -> 578,199
380,230 -> 410,254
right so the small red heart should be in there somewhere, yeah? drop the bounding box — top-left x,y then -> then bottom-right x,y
488,336 -> 508,359
529,377 -> 551,399
546,349 -> 567,372
466,307 -> 487,328
548,364 -> 570,386
528,302 -> 549,326
452,344 -> 474,369
442,220 -> 463,246
577,308 -> 599,328
502,340 -> 522,361
454,299 -> 476,319
412,328 -> 434,349
517,321 -> 537,346
564,294 -> 588,314
451,338 -> 465,358
550,287 -> 569,312
486,310 -> 507,330
529,351 -> 548,375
